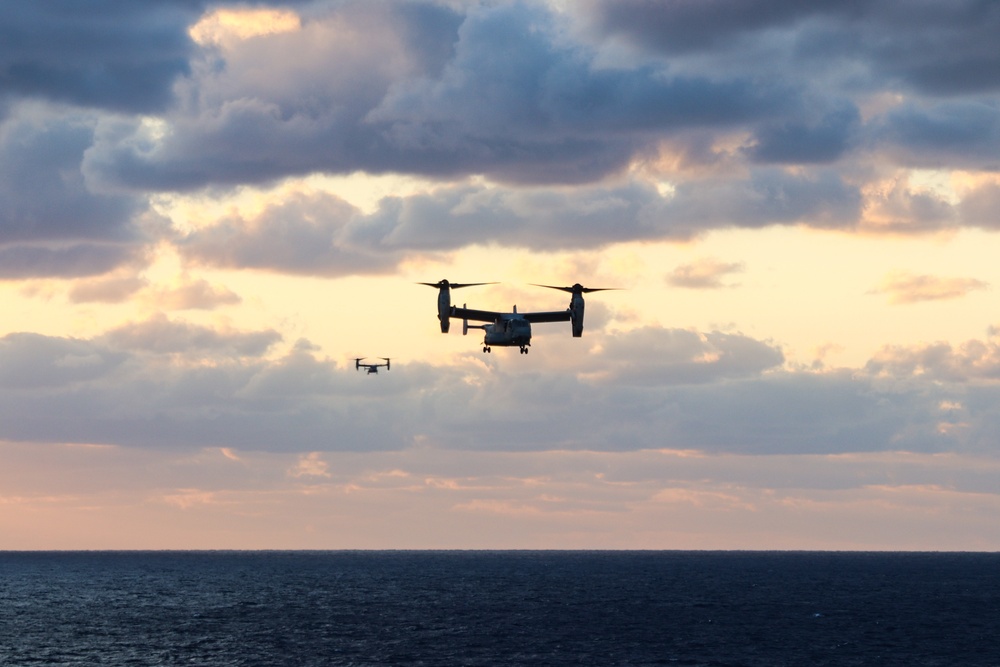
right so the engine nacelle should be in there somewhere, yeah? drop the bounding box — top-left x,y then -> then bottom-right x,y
438,287 -> 451,333
570,292 -> 585,337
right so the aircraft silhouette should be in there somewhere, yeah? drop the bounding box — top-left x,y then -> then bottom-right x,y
419,281 -> 617,354
355,357 -> 390,374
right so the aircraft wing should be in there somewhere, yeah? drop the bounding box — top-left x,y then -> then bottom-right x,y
523,310 -> 572,323
450,306 -> 505,322
450,306 -> 571,323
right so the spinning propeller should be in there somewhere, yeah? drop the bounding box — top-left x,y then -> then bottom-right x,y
531,283 -> 619,294
417,279 -> 496,290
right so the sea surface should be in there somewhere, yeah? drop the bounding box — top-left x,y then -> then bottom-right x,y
1,551 -> 998,666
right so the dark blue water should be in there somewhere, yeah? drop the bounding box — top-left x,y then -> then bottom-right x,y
1,551 -> 997,666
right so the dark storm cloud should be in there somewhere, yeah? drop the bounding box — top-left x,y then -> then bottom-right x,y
869,101 -> 1000,170
62,0 -> 999,239
586,0 -> 1000,95
0,111 -> 142,244
3,0 -> 998,273
583,0 -> 857,55
83,1 -> 797,192
832,1 -> 1000,96
745,104 -> 861,165
0,109 -> 151,277
582,0 -> 1000,175
0,1 -> 204,113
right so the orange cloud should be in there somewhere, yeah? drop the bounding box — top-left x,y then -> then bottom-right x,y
872,271 -> 988,304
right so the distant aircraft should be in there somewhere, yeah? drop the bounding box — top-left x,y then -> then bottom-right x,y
418,280 -> 617,354
355,357 -> 390,374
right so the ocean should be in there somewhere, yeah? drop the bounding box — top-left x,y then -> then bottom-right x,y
1,551 -> 997,666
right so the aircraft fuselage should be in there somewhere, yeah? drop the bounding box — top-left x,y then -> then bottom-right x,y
482,317 -> 532,353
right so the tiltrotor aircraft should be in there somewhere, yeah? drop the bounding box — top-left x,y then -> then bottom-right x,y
418,279 -> 616,354
355,357 -> 390,374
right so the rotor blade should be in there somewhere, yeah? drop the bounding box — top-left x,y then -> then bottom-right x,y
417,280 -> 496,289
530,283 -> 621,294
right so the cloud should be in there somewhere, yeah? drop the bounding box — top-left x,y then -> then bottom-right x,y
0,328 -> 410,451
0,317 -> 980,458
68,275 -> 148,304
175,172 -> 866,278
0,332 -> 126,389
83,1 -> 466,191
152,279 -> 242,310
0,106 -> 154,279
347,181 -> 672,251
585,0 -> 1000,96
289,452 -> 331,478
959,181 -> 1000,229
870,101 -> 1000,172
177,191 -> 405,276
0,244 -> 144,280
67,275 -> 239,308
745,104 -> 861,165
43,0 -> 992,250
580,327 -> 784,386
661,168 -> 862,232
667,258 -> 745,289
0,0 -> 989,221
872,271 -> 989,304
102,314 -> 280,357
4,2 -> 1000,468
0,108 -> 144,244
0,2 -> 201,113
583,0 -> 861,57
861,175 -> 958,233
82,1 -> 800,192
867,331 -> 1000,383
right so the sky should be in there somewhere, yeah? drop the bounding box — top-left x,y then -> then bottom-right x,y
2,0 -> 1000,550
